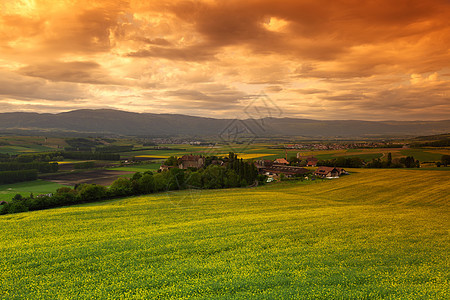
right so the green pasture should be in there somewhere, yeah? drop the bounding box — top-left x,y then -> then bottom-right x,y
108,163 -> 162,173
0,145 -> 54,154
1,169 -> 449,299
400,149 -> 446,162
0,180 -> 68,201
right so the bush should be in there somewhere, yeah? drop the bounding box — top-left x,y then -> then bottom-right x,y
138,174 -> 155,194
185,171 -> 202,189
110,177 -> 133,197
442,155 -> 450,166
165,168 -> 185,190
77,184 -> 107,202
224,169 -> 240,188
202,165 -> 224,189
6,201 -> 29,214
0,162 -> 58,173
152,173 -> 167,192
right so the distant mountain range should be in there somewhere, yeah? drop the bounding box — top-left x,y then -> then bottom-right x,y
0,109 -> 449,138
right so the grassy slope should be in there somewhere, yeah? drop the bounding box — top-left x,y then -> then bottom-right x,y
0,169 -> 449,299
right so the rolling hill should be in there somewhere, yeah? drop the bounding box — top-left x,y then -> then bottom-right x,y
0,109 -> 449,138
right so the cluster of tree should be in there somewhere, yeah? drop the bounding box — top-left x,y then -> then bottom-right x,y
316,157 -> 365,168
412,139 -> 450,148
94,145 -> 134,153
65,138 -> 103,151
0,170 -> 38,185
2,151 -> 120,163
436,155 -> 450,167
164,156 -> 179,166
62,151 -> 120,161
73,161 -> 96,169
0,184 -> 108,215
287,156 -> 308,166
314,153 -> 421,169
0,164 -> 267,215
164,152 -> 260,186
225,152 -> 259,185
0,162 -> 58,173
15,152 -> 62,163
366,154 -> 420,168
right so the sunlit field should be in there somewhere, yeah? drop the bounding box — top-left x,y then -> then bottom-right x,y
123,145 -> 450,163
1,169 -> 449,299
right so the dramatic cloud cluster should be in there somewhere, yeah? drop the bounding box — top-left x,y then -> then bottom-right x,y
0,0 -> 449,120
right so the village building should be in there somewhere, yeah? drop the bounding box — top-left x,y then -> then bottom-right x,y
274,158 -> 289,165
264,165 -> 310,177
255,160 -> 273,173
314,166 -> 348,178
178,155 -> 205,169
297,155 -> 319,167
335,167 -> 349,175
255,160 -> 310,178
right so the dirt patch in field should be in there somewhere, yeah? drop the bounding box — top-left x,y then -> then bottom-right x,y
42,170 -> 134,186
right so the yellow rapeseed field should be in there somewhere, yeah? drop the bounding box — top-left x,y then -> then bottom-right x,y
0,169 -> 449,298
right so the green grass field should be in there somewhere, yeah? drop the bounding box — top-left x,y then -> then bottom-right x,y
399,149 -> 446,162
0,180 -> 68,201
107,163 -> 162,173
1,169 -> 449,299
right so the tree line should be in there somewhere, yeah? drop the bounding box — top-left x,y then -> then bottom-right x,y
304,154 -> 421,169
0,170 -> 38,185
0,162 -> 58,173
0,153 -> 265,215
411,139 -> 450,148
365,154 -> 420,168
1,151 -> 121,163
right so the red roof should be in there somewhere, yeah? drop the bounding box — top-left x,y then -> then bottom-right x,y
307,160 -> 317,166
274,158 -> 289,164
315,166 -> 337,174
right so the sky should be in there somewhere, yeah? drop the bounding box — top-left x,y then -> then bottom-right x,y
0,0 -> 449,121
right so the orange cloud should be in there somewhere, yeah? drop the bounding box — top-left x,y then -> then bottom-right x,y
0,0 -> 449,120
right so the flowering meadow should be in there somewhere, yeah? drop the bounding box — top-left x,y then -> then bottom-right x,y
1,169 -> 449,299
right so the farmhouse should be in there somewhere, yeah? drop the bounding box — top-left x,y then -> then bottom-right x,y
178,155 -> 205,169
315,166 -> 339,178
335,167 -> 348,175
255,160 -> 310,178
264,165 -> 310,177
254,160 -> 273,173
314,166 -> 348,178
256,160 -> 273,167
274,158 -> 289,165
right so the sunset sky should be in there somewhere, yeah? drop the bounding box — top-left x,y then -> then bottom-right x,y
0,0 -> 449,120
